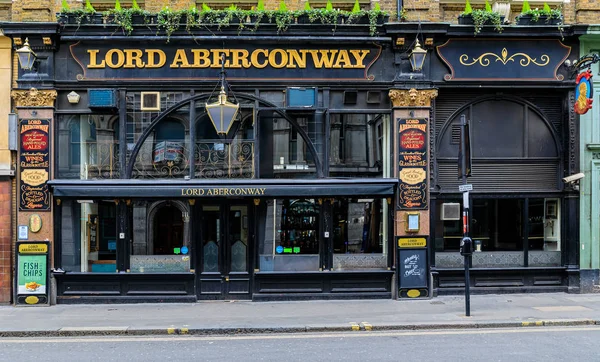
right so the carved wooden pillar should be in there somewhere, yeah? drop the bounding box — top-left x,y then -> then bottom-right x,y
388,88 -> 438,239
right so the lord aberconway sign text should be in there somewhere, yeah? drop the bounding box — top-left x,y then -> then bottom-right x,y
68,43 -> 382,81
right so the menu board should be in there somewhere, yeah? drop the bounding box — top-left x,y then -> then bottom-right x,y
19,119 -> 51,211
398,118 -> 428,210
398,249 -> 427,289
16,241 -> 49,305
88,214 -> 98,252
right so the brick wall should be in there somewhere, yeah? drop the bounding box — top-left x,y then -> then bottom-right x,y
0,3 -> 11,22
0,180 -> 12,304
5,0 -> 600,24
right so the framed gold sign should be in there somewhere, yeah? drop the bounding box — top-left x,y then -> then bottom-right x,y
406,212 -> 420,233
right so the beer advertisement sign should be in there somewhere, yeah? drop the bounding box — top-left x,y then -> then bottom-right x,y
20,119 -> 51,211
398,119 -> 428,210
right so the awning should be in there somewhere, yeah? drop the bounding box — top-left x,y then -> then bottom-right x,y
48,178 -> 398,198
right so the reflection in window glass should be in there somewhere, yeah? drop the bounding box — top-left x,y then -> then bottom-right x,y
332,198 -> 388,270
130,200 -> 191,273
329,113 -> 386,178
57,115 -> 102,179
435,197 -> 562,267
259,199 -> 320,271
60,200 -> 116,272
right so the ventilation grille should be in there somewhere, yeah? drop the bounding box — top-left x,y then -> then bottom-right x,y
437,162 -> 559,192
441,203 -> 461,220
451,124 -> 461,145
141,92 -> 160,111
344,91 -> 357,105
366,91 -> 381,104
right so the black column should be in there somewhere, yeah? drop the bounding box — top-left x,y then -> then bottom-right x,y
189,91 -> 196,178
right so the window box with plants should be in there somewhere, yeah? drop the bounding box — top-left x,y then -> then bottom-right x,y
56,0 -> 391,37
458,0 -> 503,35
346,0 -> 392,26
57,0 -> 103,25
516,1 -> 562,26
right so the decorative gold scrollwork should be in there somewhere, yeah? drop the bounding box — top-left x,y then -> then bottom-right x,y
459,48 -> 550,67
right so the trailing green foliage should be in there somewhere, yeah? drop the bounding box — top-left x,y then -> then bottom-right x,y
58,0 -> 390,38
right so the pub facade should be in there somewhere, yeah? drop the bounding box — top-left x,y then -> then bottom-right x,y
2,6 -> 589,303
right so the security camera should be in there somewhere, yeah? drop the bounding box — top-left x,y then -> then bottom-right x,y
563,173 -> 585,183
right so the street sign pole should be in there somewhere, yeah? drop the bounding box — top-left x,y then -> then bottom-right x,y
459,115 -> 472,317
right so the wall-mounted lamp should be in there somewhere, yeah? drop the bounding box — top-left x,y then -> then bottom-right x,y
67,91 -> 81,104
16,38 -> 37,71
409,39 -> 427,72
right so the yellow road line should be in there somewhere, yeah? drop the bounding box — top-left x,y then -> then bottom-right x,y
521,321 -> 544,327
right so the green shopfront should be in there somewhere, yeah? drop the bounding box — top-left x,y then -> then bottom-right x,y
578,29 -> 600,293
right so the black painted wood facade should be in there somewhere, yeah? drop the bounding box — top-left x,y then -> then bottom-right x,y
3,19 -> 587,303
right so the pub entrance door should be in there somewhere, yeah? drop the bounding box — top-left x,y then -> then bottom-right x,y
196,202 -> 252,299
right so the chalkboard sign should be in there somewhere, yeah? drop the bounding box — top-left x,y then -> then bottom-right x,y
87,214 -> 98,252
398,249 -> 427,289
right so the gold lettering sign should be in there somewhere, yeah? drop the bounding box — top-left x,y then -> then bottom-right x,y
398,237 -> 427,248
399,168 -> 426,185
86,49 -> 371,70
21,169 -> 49,187
181,187 -> 266,196
18,244 -> 48,254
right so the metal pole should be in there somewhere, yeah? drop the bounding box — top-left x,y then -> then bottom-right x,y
460,115 -> 471,317
463,191 -> 470,317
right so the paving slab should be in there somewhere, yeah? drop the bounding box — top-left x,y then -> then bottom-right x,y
0,293 -> 599,337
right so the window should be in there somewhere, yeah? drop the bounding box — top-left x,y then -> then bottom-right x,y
435,197 -> 562,268
60,200 -> 117,272
259,199 -> 320,271
332,198 -> 388,270
130,200 -> 191,273
329,113 -> 386,177
57,115 -> 99,179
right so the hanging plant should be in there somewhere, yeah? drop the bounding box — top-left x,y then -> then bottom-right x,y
157,6 -> 181,42
273,1 -> 294,33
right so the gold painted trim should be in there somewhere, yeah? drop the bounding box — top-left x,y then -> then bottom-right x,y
253,198 -> 260,206
11,88 -> 57,107
389,88 -> 438,107
188,199 -> 196,206
459,48 -> 550,67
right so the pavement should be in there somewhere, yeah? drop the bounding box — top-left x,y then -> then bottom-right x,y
1,293 -> 600,337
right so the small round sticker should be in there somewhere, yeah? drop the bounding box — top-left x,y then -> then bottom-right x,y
276,245 -> 284,254
181,246 -> 189,255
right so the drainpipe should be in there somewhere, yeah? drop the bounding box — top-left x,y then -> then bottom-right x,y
397,0 -> 403,21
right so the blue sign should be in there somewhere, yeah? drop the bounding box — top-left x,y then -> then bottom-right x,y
107,240 -> 116,251
181,246 -> 189,255
276,245 -> 284,254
